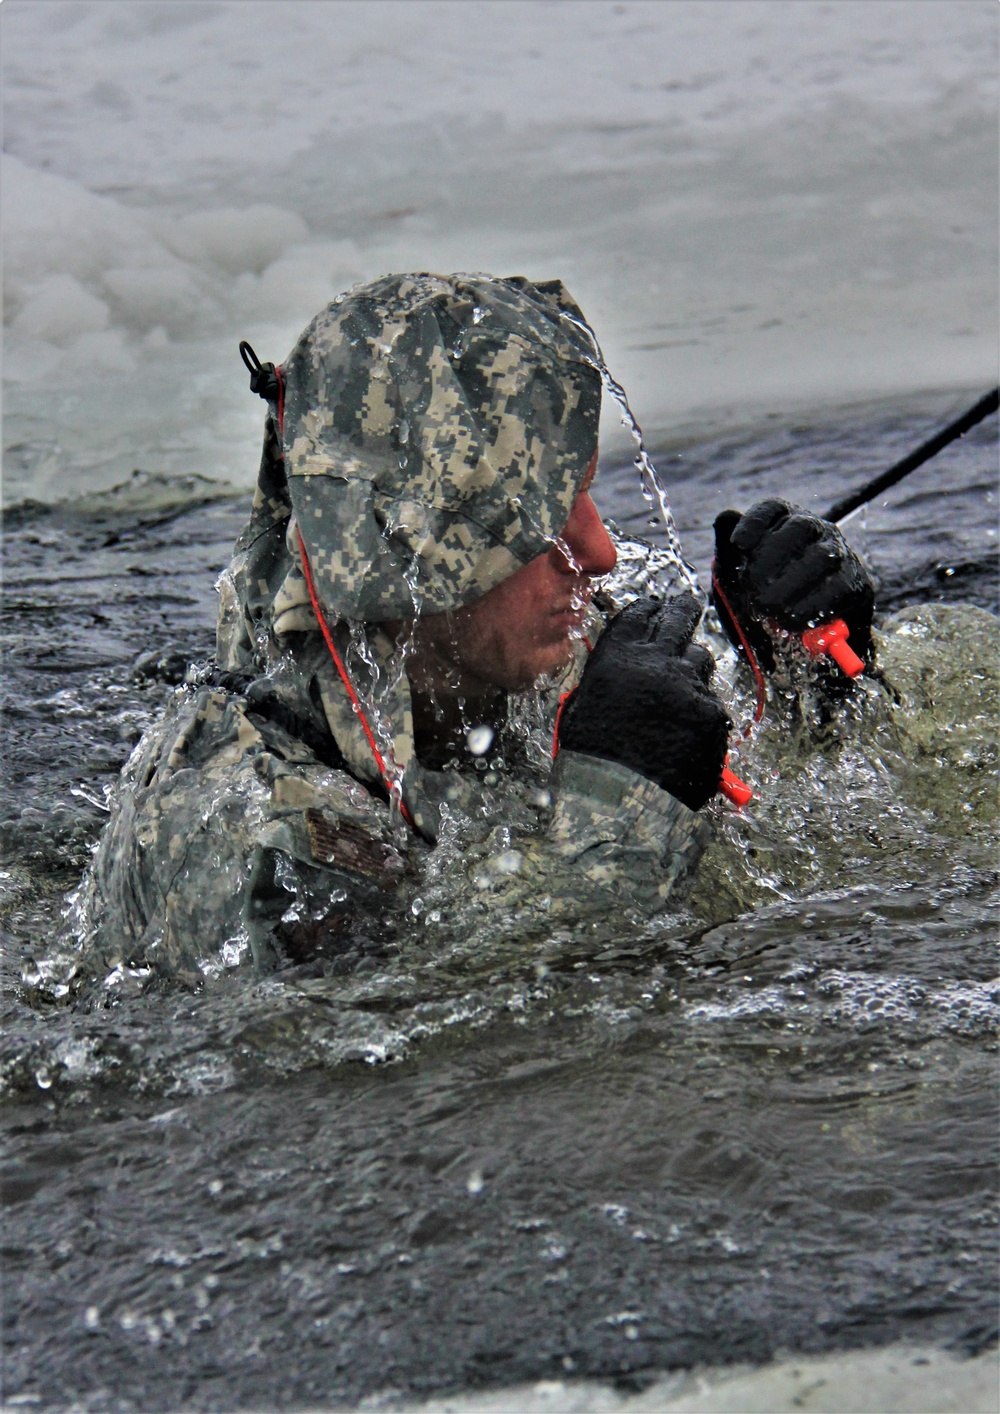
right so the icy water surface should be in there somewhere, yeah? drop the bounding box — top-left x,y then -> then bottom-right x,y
1,396 -> 998,1410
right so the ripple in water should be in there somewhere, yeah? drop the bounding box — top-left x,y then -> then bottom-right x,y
1,403 -> 997,1407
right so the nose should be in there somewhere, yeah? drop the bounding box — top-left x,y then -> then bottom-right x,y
552,491 -> 618,577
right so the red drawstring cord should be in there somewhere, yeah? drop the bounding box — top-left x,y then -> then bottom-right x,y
551,690 -> 574,760
551,634 -> 593,760
274,364 -> 413,827
296,526 -> 414,828
710,565 -> 767,733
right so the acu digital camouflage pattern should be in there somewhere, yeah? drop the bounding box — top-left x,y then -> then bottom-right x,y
281,273 -> 603,621
59,272 -> 712,992
68,674 -> 710,990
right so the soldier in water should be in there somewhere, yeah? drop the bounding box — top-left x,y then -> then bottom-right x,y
71,273 -> 874,988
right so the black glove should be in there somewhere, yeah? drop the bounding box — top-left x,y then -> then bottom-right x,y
558,593 -> 731,812
712,500 -> 875,674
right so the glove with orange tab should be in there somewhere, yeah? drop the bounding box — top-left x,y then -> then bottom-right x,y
558,592 -> 731,812
712,500 -> 875,676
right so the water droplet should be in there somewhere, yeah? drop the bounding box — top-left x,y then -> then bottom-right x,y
411,897 -> 424,917
466,725 -> 494,756
472,306 -> 485,324
34,1066 -> 53,1090
466,1167 -> 484,1194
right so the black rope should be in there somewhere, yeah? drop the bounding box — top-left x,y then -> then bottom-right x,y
825,386 -> 999,524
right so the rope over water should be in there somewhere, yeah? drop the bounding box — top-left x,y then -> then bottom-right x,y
825,387 -> 999,525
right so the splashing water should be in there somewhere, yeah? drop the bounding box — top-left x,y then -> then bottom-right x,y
598,364 -> 701,599
599,525 -> 705,613
550,295 -> 700,599
2,405 -> 998,1412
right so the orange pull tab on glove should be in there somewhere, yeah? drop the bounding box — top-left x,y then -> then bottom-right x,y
800,618 -> 865,678
719,760 -> 753,808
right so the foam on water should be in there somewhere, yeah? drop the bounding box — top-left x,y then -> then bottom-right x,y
685,970 -> 1000,1041
2,8 -> 998,1377
8,594 -> 996,1100
2,409 -> 997,1406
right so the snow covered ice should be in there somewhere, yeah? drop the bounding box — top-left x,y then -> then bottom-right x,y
3,0 -> 996,502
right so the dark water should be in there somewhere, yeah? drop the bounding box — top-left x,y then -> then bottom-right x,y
1,393 -> 997,1411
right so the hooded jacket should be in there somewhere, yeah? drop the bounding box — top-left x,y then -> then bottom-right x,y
73,275 -> 710,988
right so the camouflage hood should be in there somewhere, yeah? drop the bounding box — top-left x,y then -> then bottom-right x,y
216,272 -> 603,789
279,272 -> 602,622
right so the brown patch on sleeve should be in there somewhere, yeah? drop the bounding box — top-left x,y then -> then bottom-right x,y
304,808 -> 405,886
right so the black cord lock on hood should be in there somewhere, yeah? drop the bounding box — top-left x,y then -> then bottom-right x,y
239,340 -> 281,403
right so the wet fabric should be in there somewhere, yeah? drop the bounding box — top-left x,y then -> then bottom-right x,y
280,273 -> 603,621
74,671 -> 708,987
70,274 -> 710,987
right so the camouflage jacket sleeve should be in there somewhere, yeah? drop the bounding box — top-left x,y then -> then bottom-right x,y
74,686 -> 711,988
71,685 -> 413,988
407,749 -> 711,955
548,749 -> 710,902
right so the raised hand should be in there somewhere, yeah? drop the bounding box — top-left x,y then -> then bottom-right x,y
559,593 -> 731,811
712,500 -> 875,673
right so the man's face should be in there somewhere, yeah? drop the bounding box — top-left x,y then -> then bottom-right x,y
408,452 -> 617,694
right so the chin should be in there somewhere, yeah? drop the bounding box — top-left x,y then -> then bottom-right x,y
517,642 -> 575,690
